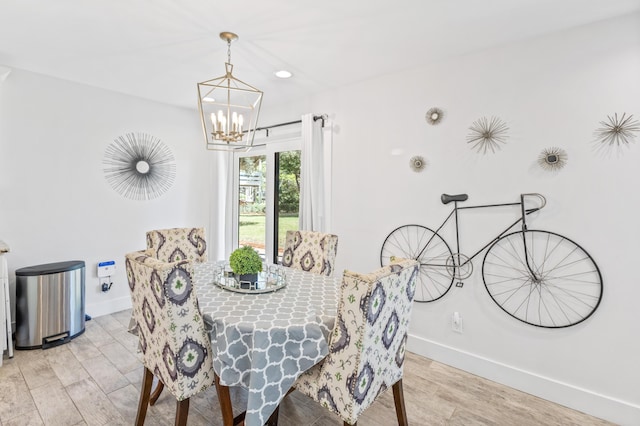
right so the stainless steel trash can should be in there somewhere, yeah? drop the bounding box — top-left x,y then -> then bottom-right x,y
15,260 -> 85,349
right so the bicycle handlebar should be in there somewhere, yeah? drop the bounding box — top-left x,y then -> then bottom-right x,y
522,193 -> 546,213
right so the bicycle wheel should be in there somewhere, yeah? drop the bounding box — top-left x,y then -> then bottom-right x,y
482,230 -> 602,328
381,224 -> 454,302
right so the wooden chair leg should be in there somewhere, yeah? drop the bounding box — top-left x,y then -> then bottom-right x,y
264,384 -> 297,426
136,367 -> 154,426
214,374 -> 236,426
266,406 -> 280,426
149,381 -> 165,405
392,379 -> 408,426
175,398 -> 190,426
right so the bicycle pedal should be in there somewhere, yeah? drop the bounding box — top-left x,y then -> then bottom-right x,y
456,281 -> 464,288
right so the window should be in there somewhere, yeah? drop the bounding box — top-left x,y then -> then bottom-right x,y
274,150 -> 301,262
237,154 -> 267,253
233,138 -> 301,264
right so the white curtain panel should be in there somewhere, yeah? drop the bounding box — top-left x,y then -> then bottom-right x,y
300,113 -> 332,232
209,150 -> 234,262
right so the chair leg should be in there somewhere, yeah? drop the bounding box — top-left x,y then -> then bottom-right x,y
175,398 -> 190,426
266,406 -> 280,426
265,385 -> 297,426
149,381 -> 165,405
392,379 -> 408,426
215,374 -> 235,426
136,367 -> 154,426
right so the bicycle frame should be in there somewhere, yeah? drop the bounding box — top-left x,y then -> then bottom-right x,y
382,193 -> 602,325
417,193 -> 546,277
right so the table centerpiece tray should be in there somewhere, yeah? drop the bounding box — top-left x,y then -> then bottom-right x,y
212,270 -> 287,294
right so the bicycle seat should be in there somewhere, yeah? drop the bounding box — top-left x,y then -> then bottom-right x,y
441,193 -> 468,204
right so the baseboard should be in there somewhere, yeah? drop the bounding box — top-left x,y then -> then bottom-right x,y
407,334 -> 640,426
86,296 -> 132,318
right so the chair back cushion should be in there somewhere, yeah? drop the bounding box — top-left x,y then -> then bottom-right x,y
146,227 -> 207,263
281,230 -> 338,276
125,250 -> 214,400
296,258 -> 419,424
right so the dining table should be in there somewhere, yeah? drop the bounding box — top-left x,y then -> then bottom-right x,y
194,261 -> 340,426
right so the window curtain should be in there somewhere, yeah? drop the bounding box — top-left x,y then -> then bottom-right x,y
209,150 -> 234,262
299,113 -> 332,232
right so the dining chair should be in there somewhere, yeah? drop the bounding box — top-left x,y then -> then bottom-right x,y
125,250 -> 215,426
291,257 -> 419,425
281,230 -> 338,276
146,227 -> 207,263
128,227 -> 207,337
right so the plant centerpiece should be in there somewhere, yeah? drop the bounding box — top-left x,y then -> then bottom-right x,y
229,245 -> 263,287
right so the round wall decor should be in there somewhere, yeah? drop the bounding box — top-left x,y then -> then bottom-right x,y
593,112 -> 639,152
466,116 -> 509,154
410,155 -> 426,172
103,133 -> 176,200
538,147 -> 568,171
425,107 -> 444,125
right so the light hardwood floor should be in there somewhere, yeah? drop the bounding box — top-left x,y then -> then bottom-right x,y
0,309 -> 613,426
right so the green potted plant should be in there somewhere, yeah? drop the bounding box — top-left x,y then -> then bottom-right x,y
229,245 -> 263,287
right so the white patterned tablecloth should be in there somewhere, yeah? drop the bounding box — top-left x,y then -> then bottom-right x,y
195,262 -> 340,426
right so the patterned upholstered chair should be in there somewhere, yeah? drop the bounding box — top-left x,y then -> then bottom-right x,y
281,230 -> 338,276
125,250 -> 214,425
293,257 -> 419,425
146,227 -> 207,263
128,228 -> 207,337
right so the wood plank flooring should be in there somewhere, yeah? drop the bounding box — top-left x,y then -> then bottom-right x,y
0,309 -> 613,425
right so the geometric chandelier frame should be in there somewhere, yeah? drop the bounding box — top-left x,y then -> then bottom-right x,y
197,32 -> 263,152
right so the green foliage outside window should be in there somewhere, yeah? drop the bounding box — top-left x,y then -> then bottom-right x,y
278,151 -> 301,214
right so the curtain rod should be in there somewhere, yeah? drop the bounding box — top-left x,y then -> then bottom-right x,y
255,114 -> 327,136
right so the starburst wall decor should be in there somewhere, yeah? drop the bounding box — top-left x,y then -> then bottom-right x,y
103,133 -> 176,200
593,113 -> 639,153
425,107 -> 444,125
538,147 -> 568,171
466,116 -> 509,154
410,155 -> 426,172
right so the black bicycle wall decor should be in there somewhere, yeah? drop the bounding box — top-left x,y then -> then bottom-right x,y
380,193 -> 603,328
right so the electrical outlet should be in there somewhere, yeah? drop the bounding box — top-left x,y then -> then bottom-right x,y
452,312 -> 463,333
100,277 -> 112,292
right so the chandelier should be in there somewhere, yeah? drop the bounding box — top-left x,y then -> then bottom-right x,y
197,32 -> 263,151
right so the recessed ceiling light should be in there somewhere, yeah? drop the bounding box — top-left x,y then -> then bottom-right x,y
203,97 -> 215,102
274,70 -> 293,79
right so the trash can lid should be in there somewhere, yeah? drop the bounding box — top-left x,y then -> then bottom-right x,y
16,260 -> 85,276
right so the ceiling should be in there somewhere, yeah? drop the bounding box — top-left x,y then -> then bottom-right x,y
1,0 -> 639,111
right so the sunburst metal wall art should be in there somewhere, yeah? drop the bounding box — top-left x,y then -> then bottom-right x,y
466,116 -> 509,154
410,155 -> 426,172
593,113 -> 639,151
103,133 -> 176,200
425,107 -> 444,125
538,147 -> 568,171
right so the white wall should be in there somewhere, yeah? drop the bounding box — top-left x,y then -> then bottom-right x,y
262,13 -> 640,425
0,69 -> 211,318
